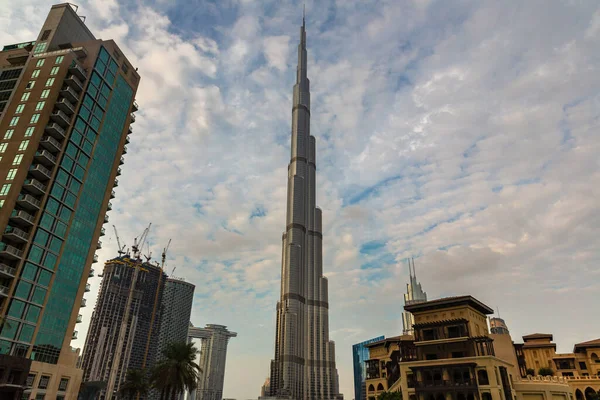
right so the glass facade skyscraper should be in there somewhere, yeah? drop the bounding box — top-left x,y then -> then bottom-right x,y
353,336 -> 385,400
0,4 -> 138,399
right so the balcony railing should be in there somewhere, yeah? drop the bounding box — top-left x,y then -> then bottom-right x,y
119,157 -> 125,165
60,86 -> 79,103
29,164 -> 52,181
40,136 -> 62,153
130,113 -> 136,123
96,241 -> 102,249
93,254 -> 99,263
0,242 -> 24,260
132,100 -> 139,112
56,98 -> 75,115
72,330 -> 78,339
0,285 -> 9,297
65,74 -> 84,92
23,179 -> 46,195
100,227 -> 105,236
3,226 -> 29,243
122,146 -> 127,154
107,202 -> 112,211
111,190 -> 116,199
89,268 -> 95,277
0,263 -> 16,278
128,126 -> 132,134
114,179 -> 119,187
16,194 -> 41,210
116,167 -> 121,176
9,210 -> 35,227
85,283 -> 90,292
45,123 -> 66,140
50,110 -> 71,127
81,298 -> 87,307
34,150 -> 57,166
415,379 -> 477,389
104,215 -> 109,223
68,62 -> 87,80
76,314 -> 83,323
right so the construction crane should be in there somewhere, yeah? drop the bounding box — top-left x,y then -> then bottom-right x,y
112,225 -> 126,256
162,239 -> 172,272
132,223 -> 151,260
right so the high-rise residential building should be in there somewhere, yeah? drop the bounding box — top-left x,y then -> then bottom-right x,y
401,258 -> 427,336
81,255 -> 166,400
267,16 -> 342,400
353,336 -> 385,400
0,3 -> 138,399
489,317 -> 510,335
156,277 -> 195,358
189,324 -> 237,400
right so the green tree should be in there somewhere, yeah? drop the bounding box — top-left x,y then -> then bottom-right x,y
119,369 -> 148,400
526,368 -> 535,376
378,391 -> 403,400
538,367 -> 554,377
151,341 -> 201,400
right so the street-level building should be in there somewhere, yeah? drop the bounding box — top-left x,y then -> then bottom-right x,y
0,3 -> 138,399
353,336 -> 385,400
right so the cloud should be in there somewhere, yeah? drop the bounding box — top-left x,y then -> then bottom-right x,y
3,0 -> 600,398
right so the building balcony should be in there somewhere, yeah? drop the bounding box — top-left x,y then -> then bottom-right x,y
34,150 -> 57,167
130,113 -> 136,123
107,202 -> 112,211
132,100 -> 139,112
110,190 -> 115,199
65,74 -> 84,92
72,330 -> 78,340
0,242 -> 24,260
81,298 -> 86,307
23,179 -> 46,195
104,214 -> 109,223
100,227 -> 105,236
96,241 -> 102,249
60,86 -> 79,103
414,379 -> 477,390
0,285 -> 9,297
119,157 -> 124,165
125,135 -> 130,144
68,62 -> 87,80
40,136 -> 62,153
128,126 -> 132,134
0,263 -> 16,278
56,98 -> 75,115
114,179 -> 119,187
3,226 -> 29,244
50,110 -> 71,127
76,314 -> 83,323
45,123 -> 66,140
7,52 -> 28,65
9,210 -> 35,227
85,283 -> 90,292
29,164 -> 52,181
89,268 -> 95,277
16,194 -> 41,211
116,167 -> 121,176
122,145 -> 128,154
93,254 -> 98,263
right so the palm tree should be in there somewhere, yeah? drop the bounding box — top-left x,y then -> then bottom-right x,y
119,369 -> 149,400
151,341 -> 201,400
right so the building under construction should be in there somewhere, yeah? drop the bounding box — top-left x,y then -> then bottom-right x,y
81,254 -> 166,400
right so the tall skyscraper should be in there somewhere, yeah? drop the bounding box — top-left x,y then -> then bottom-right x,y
401,259 -> 427,336
189,324 -> 237,400
352,336 -> 385,400
81,255 -> 166,400
0,4 -> 138,399
267,16 -> 341,400
156,277 -> 195,359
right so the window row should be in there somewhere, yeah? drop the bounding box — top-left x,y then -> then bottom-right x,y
4,127 -> 36,140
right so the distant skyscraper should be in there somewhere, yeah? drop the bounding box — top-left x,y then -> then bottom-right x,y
402,259 -> 427,336
267,15 -> 341,400
490,317 -> 510,335
353,336 -> 385,400
189,324 -> 237,400
81,255 -> 166,400
156,277 -> 195,357
0,3 -> 138,399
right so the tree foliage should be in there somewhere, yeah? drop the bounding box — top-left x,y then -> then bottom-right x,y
378,391 -> 403,400
119,369 -> 148,400
526,368 -> 535,376
151,341 -> 201,400
538,367 -> 554,377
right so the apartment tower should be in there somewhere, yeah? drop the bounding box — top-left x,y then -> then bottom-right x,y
402,258 -> 427,336
189,324 -> 237,400
156,277 -> 195,361
81,255 -> 166,400
267,15 -> 342,400
0,3 -> 138,399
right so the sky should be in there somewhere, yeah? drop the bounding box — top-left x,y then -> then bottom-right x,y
2,0 -> 600,398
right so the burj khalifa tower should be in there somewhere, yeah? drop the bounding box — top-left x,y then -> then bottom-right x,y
267,16 -> 342,400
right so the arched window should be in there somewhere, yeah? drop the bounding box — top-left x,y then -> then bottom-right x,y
368,384 -> 375,392
575,389 -> 584,400
457,393 -> 466,400
377,383 -> 385,391
482,393 -> 492,400
478,369 -> 490,385
467,394 -> 475,400
436,393 -> 445,400
584,387 -> 597,400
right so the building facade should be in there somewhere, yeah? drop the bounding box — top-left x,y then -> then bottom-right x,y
267,16 -> 342,400
402,258 -> 427,336
189,324 -> 237,400
353,336 -> 385,400
364,336 -> 416,398
81,256 -> 166,400
156,278 -> 195,359
0,3 -> 138,399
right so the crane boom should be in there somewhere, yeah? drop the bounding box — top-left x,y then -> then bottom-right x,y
112,225 -> 125,255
